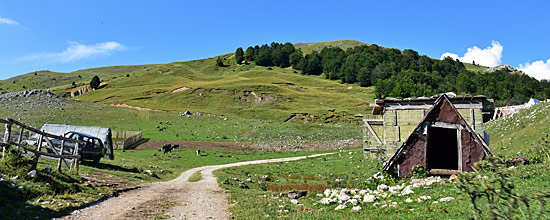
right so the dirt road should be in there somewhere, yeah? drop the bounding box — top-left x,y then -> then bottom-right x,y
58,153 -> 332,220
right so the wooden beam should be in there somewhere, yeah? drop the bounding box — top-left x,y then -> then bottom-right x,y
430,169 -> 461,175
7,118 -> 85,145
363,119 -> 382,144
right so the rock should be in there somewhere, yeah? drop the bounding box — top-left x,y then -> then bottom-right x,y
340,188 -> 350,194
320,198 -> 335,204
363,194 -> 377,203
288,190 -> 307,199
337,193 -> 350,202
449,174 -> 458,182
405,198 -> 413,203
439,197 -> 455,202
377,184 -> 389,192
373,172 -> 384,180
334,204 -> 347,210
42,167 -> 52,174
290,199 -> 299,205
400,186 -> 414,196
511,156 -> 530,166
324,189 -> 332,197
237,184 -> 249,189
359,189 -> 369,195
348,199 -> 358,206
143,170 -> 158,178
27,170 -> 37,178
351,206 -> 362,211
316,193 -> 323,197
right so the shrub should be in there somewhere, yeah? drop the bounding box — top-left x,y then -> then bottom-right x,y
530,134 -> 550,164
411,164 -> 429,179
456,156 -> 550,219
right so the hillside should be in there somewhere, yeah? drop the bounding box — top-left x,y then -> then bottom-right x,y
485,101 -> 550,158
0,59 -> 373,123
294,40 -> 367,54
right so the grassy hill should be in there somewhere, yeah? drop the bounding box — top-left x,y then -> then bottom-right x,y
485,101 -> 550,158
0,53 -> 375,123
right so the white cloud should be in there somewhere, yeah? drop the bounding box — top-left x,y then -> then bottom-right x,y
24,41 -> 125,63
518,59 -> 550,81
0,16 -> 19,25
440,41 -> 503,67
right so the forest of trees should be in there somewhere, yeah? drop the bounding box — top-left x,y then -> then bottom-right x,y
235,43 -> 550,106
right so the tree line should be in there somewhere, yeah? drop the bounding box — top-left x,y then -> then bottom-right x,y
235,42 -> 550,106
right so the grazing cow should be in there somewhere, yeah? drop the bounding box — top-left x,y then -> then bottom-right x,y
172,144 -> 180,152
196,149 -> 201,156
162,144 -> 173,154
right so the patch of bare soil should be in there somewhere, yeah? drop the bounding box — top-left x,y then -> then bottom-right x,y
109,104 -> 162,111
129,139 -> 361,152
171,86 -> 191,93
57,153 -> 333,220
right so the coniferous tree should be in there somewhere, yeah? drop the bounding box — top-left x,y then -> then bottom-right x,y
235,47 -> 244,64
90,76 -> 100,90
244,46 -> 256,62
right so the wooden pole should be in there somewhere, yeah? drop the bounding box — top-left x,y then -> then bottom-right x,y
2,123 -> 11,160
33,134 -> 43,169
57,140 -> 65,171
17,128 -> 24,150
74,142 -> 80,174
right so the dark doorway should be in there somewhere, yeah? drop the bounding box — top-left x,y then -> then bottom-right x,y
427,127 -> 458,170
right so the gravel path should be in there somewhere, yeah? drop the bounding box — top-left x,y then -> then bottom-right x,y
57,153 -> 332,220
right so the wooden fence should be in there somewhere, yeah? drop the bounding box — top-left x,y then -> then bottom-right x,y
0,118 -> 83,173
112,130 -> 142,150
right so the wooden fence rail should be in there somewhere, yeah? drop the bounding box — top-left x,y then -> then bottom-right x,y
0,118 -> 83,174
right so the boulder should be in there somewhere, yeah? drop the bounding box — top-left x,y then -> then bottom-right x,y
288,190 -> 307,199
511,156 -> 530,166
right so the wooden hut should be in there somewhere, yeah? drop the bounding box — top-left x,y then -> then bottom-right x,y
379,94 -> 492,177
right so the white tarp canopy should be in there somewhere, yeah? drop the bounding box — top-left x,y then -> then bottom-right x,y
39,124 -> 114,159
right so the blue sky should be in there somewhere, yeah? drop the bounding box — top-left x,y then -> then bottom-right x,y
1,0 -> 549,80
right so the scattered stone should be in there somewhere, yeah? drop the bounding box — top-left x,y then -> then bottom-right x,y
363,194 -> 377,203
400,186 -> 414,196
439,197 -> 455,202
377,184 -> 389,192
290,199 -> 299,205
288,190 -> 307,199
449,174 -> 458,182
320,198 -> 336,204
143,170 -> 158,178
405,198 -> 413,203
42,167 -> 52,174
511,156 -> 530,166
237,184 -> 249,189
351,206 -> 362,211
337,193 -> 350,202
27,170 -> 37,178
334,204 -> 346,210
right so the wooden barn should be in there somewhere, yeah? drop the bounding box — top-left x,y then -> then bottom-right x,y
363,93 -> 494,177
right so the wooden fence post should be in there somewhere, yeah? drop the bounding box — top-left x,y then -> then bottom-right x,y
57,140 -> 65,171
3,123 -> 11,160
17,128 -> 24,151
74,143 -> 80,174
33,134 -> 43,169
